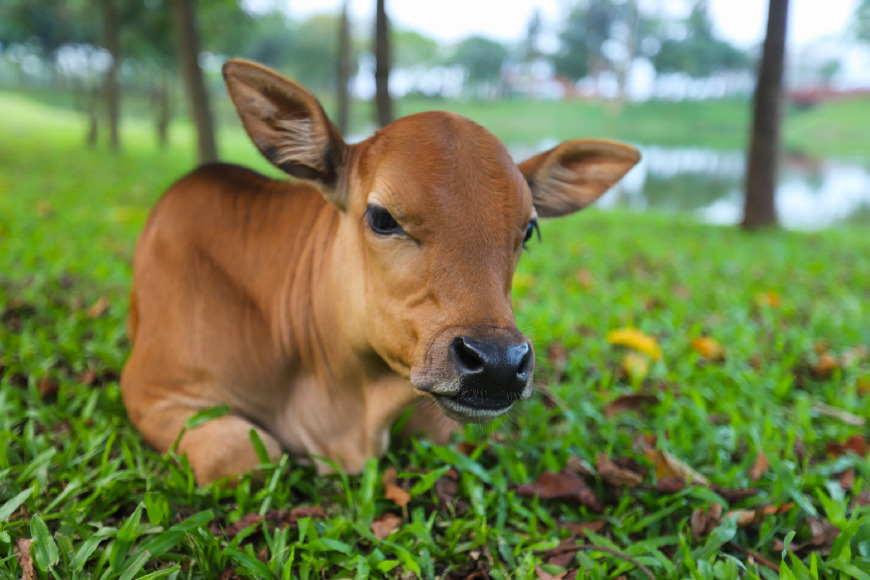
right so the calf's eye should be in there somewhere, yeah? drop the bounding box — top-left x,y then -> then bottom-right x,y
367,204 -> 405,237
523,219 -> 540,248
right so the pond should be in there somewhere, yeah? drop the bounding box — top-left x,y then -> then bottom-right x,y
512,142 -> 870,230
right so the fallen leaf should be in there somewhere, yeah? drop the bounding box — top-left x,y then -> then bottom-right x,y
852,490 -> 870,509
643,448 -> 708,485
690,336 -> 725,362
595,453 -> 643,487
558,520 -> 606,536
607,327 -> 662,360
547,342 -> 568,384
754,290 -> 781,308
793,518 -> 841,555
38,376 -> 59,398
382,467 -> 411,512
218,568 -> 243,580
810,353 -> 839,379
710,485 -> 760,503
535,563 -> 566,580
690,508 -> 717,540
726,503 -> 794,526
841,345 -> 868,367
621,352 -> 650,382
78,369 -> 98,386
445,554 -> 490,580
575,269 -> 594,290
371,512 -> 402,540
516,468 -> 602,512
827,434 -> 870,458
654,477 -> 685,494
210,506 -> 326,538
749,451 -> 769,481
86,297 -> 109,319
566,456 -> 594,477
836,467 -> 855,491
604,393 -> 658,418
813,402 -> 866,427
15,539 -> 35,580
856,378 -> 870,396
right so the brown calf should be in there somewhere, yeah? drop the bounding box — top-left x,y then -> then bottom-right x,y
121,59 -> 639,484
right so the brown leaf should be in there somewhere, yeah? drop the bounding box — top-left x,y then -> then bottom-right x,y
827,435 -> 870,458
547,342 -> 568,384
604,394 -> 658,418
810,353 -> 839,379
749,451 -> 770,481
644,448 -> 708,485
516,468 -> 602,512
789,518 -> 841,555
852,489 -> 870,509
371,512 -> 402,540
558,520 -> 606,536
210,506 -> 326,539
710,485 -> 760,503
456,441 -> 477,456
535,563 -> 566,580
595,453 -> 643,487
836,467 -> 855,491
86,296 -> 109,319
690,508 -> 718,540
15,539 -> 35,580
382,467 -> 411,512
566,456 -> 594,477
575,269 -> 594,290
654,477 -> 686,494
38,376 -> 59,398
726,503 -> 794,527
78,368 -> 98,386
690,336 -> 725,362
218,569 -> 243,580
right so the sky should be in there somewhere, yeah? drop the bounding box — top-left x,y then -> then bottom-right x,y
261,0 -> 859,49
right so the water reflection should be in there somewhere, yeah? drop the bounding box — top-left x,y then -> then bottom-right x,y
512,142 -> 870,230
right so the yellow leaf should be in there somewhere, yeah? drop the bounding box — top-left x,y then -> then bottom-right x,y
690,336 -> 725,361
621,352 -> 650,382
607,327 -> 662,360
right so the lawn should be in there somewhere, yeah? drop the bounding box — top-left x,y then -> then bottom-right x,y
1,92 -> 869,579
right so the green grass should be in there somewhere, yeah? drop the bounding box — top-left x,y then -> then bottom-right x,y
1,93 -> 869,579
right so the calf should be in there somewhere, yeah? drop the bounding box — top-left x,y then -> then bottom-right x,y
121,59 -> 639,484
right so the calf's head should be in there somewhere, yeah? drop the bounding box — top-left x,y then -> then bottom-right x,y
223,60 -> 639,424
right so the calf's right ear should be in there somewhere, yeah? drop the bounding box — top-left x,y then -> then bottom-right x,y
222,59 -> 349,208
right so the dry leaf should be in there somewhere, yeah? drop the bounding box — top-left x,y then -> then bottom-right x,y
558,520 -> 606,536
836,467 -> 855,491
827,434 -> 870,458
813,402 -> 866,427
621,352 -> 650,382
547,342 -> 568,384
604,393 -> 658,418
749,451 -> 769,481
754,290 -> 781,308
210,506 -> 326,538
607,328 -> 662,360
643,448 -> 708,485
535,563 -> 566,580
15,539 -> 35,580
382,467 -> 411,512
86,296 -> 109,319
38,376 -> 59,397
371,512 -> 402,540
810,353 -> 839,379
575,269 -> 594,290
690,336 -> 725,362
516,468 -> 602,512
595,453 -> 643,487
566,456 -> 594,477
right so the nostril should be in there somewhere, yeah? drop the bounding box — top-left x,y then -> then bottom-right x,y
516,343 -> 533,379
451,336 -> 485,373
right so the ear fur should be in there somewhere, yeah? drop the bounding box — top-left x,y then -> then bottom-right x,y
222,59 -> 349,207
518,140 -> 640,218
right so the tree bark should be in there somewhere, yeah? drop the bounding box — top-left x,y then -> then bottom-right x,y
374,0 -> 394,127
170,0 -> 218,164
742,0 -> 789,229
336,0 -> 351,134
100,0 -> 121,150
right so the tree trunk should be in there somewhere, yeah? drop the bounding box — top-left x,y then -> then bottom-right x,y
154,73 -> 172,149
374,0 -> 393,127
336,0 -> 351,134
100,0 -> 121,150
742,0 -> 789,229
170,0 -> 218,164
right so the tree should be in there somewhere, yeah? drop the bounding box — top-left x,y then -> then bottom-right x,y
742,0 -> 789,229
451,36 -> 508,95
553,0 -> 617,81
652,1 -> 749,77
336,0 -> 351,134
857,0 -> 870,42
99,0 -> 121,150
170,0 -> 218,164
374,0 -> 393,127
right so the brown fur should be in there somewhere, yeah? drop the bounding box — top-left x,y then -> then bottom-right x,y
121,60 -> 640,484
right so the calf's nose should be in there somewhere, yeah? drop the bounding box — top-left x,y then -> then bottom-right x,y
449,335 -> 533,400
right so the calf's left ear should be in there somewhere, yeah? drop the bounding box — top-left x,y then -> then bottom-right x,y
518,140 -> 640,218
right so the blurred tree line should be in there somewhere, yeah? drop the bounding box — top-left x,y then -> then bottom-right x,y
0,0 -> 762,158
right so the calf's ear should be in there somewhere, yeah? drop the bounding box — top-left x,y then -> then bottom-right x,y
518,140 -> 640,218
222,59 -> 349,208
